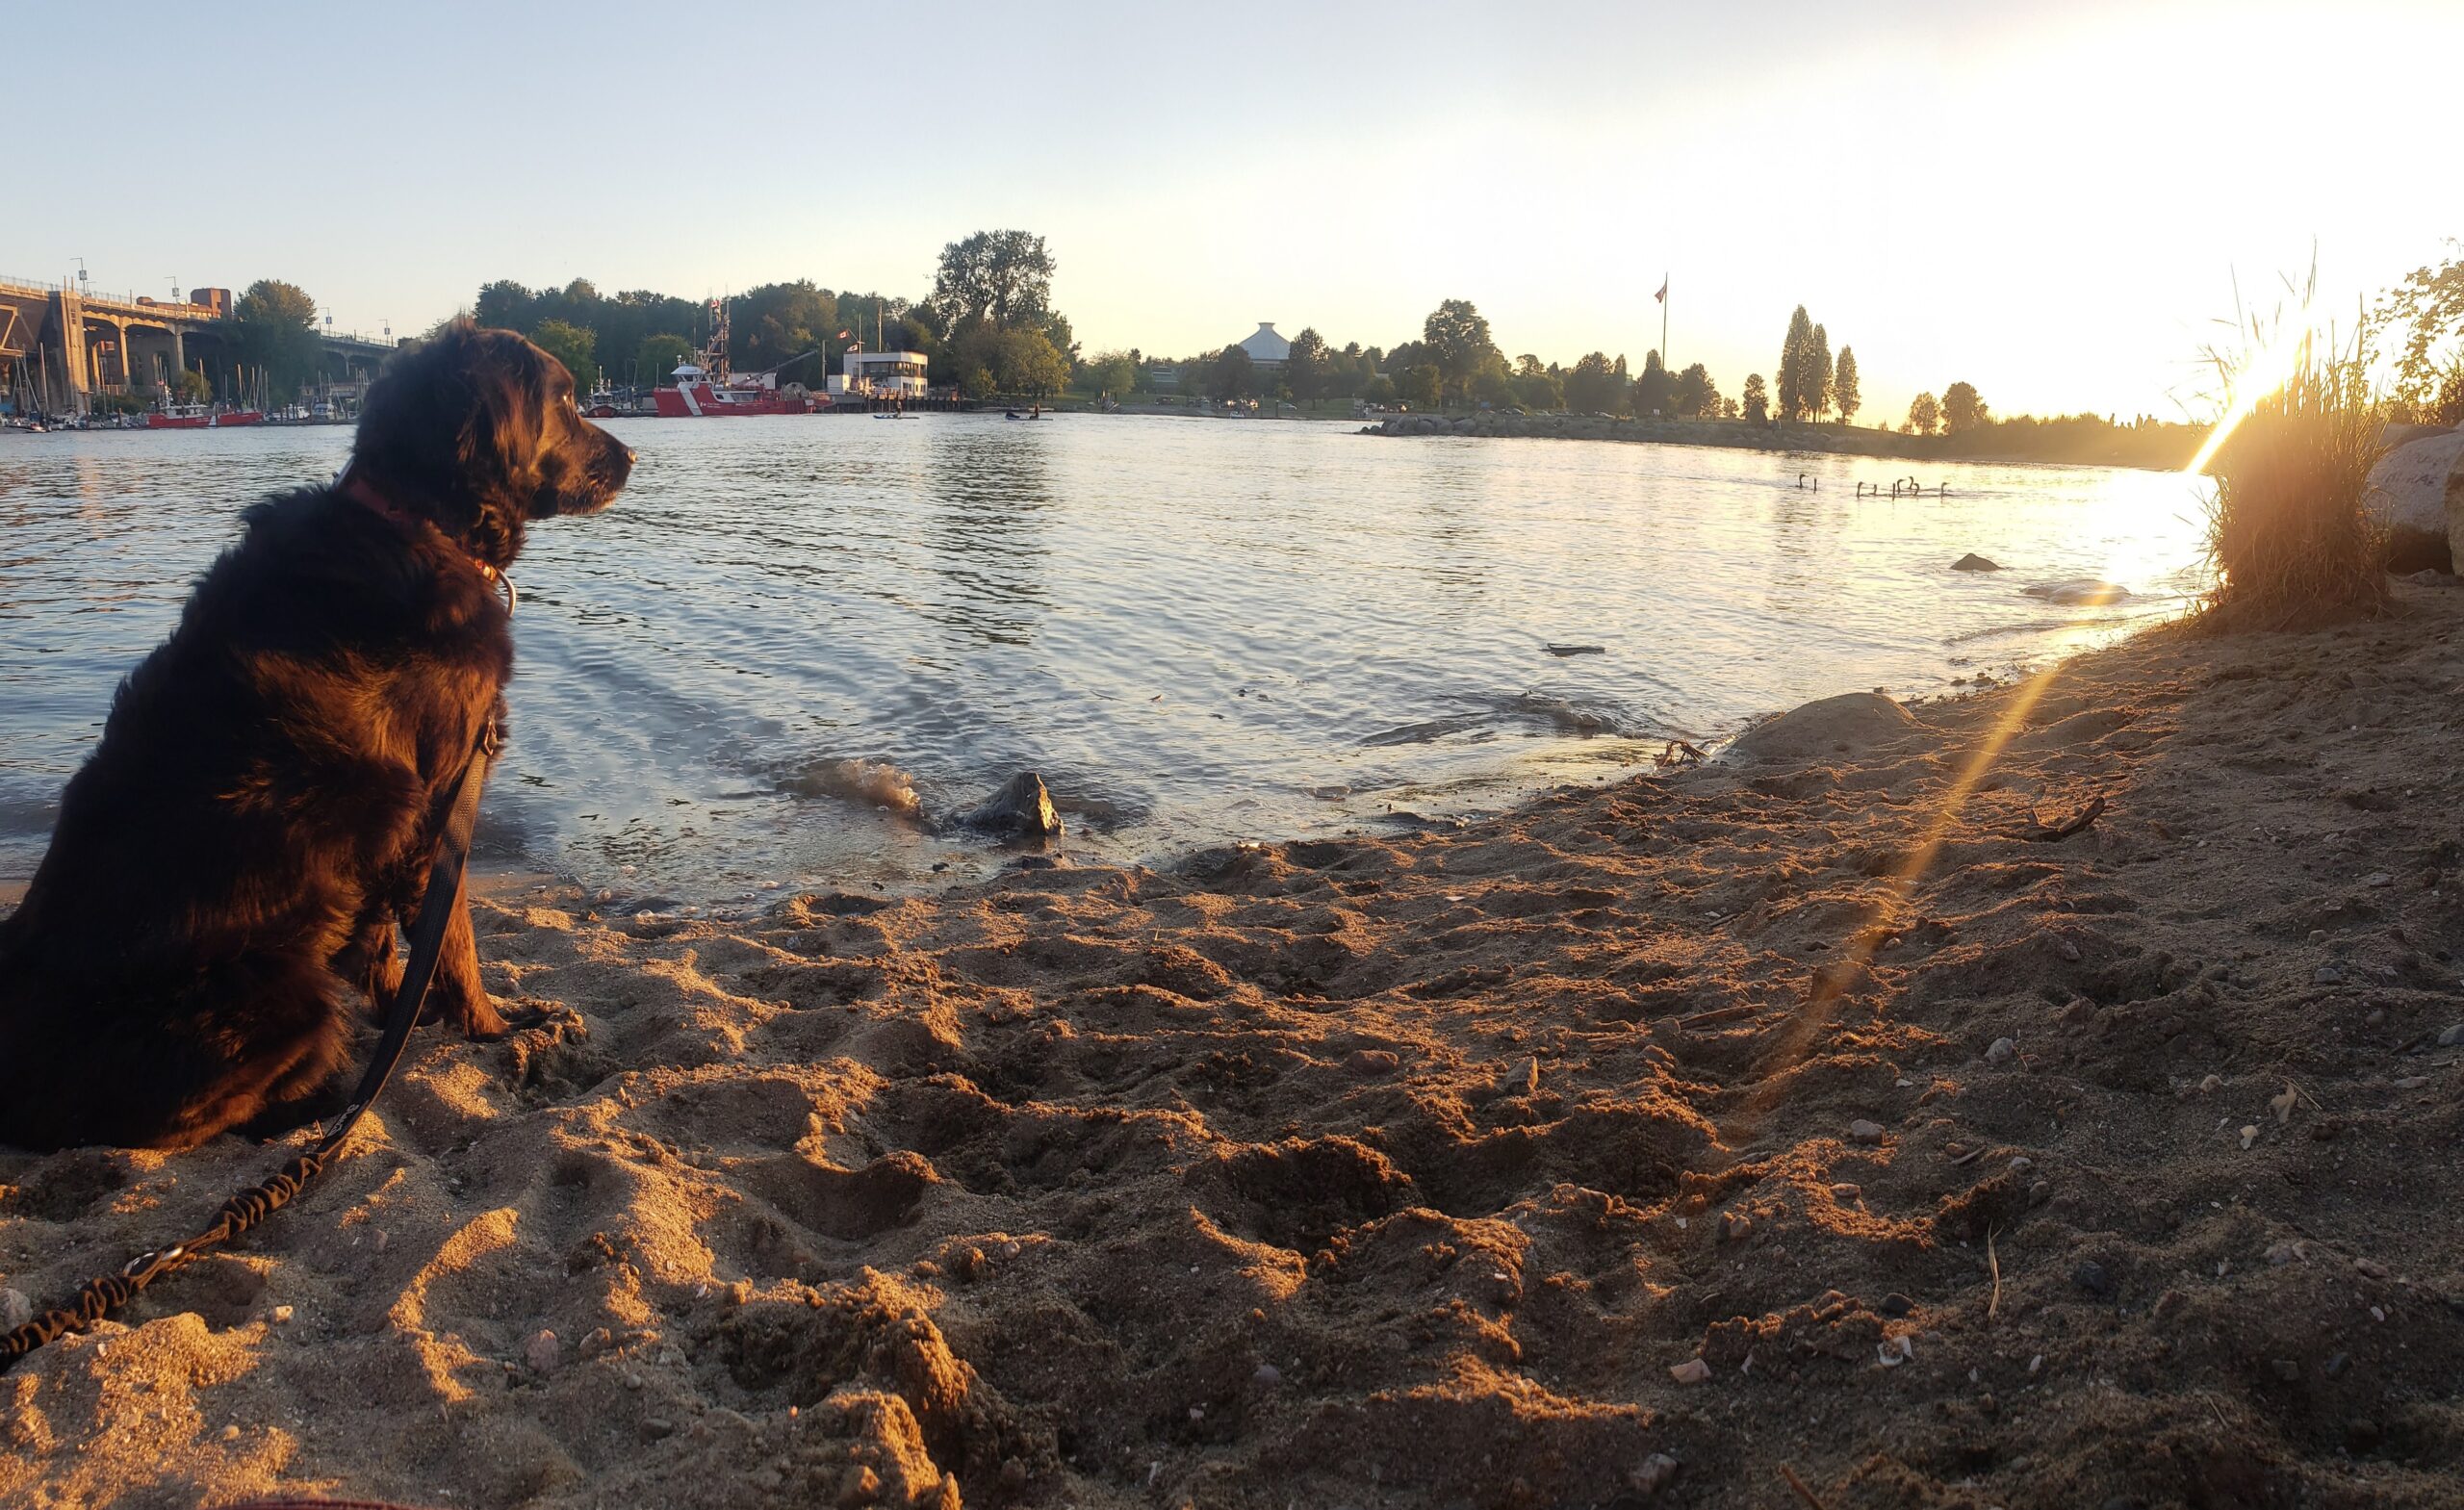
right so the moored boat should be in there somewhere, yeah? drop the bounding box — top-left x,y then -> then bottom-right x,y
650,297 -> 829,418
145,405 -> 267,429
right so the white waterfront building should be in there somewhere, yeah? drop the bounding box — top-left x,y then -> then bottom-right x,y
829,350 -> 932,399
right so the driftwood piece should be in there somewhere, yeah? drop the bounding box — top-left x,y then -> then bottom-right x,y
2020,794 -> 2106,842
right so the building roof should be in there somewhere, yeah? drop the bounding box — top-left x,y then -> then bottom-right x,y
1239,322 -> 1291,363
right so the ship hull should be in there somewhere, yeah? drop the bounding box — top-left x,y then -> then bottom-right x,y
651,383 -> 824,418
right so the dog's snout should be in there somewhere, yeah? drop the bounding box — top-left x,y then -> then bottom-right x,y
623,446 -> 637,467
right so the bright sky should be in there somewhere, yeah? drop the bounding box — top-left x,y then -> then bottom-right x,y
20,0 -> 2459,423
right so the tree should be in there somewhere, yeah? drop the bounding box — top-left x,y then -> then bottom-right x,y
732,280 -> 837,372
1833,347 -> 1861,424
232,278 -> 324,399
1513,369 -> 1565,412
1421,298 -> 1500,402
1472,363 -> 1515,408
994,328 -> 1070,397
1777,306 -> 1813,422
1907,391 -> 1941,436
1403,364 -> 1444,408
1741,372 -> 1770,424
1208,344 -> 1256,400
528,319 -> 598,386
171,368 -> 212,403
1810,322 -> 1834,422
474,279 -> 535,330
1672,362 -> 1717,419
1564,351 -> 1625,414
1360,373 -> 1399,405
1079,348 -> 1138,397
2377,244 -> 2464,411
930,229 -> 1060,338
1941,380 -> 1989,435
2432,357 -> 2464,427
1633,348 -> 1675,416
635,333 -> 692,385
1285,326 -> 1329,402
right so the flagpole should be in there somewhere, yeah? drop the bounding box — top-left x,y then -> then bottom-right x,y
1660,270 -> 1669,375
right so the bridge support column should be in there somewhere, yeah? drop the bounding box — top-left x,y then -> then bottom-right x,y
48,292 -> 90,414
170,325 -> 185,382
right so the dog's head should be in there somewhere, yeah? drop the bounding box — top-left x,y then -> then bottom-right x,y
351,320 -> 633,568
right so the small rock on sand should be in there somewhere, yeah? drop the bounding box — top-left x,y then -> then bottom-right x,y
2437,1024 -> 2464,1047
1985,1036 -> 2016,1063
1627,1453 -> 1681,1495
525,1329 -> 560,1372
963,773 -> 1065,839
1848,1119 -> 1886,1144
1952,553 -> 2002,572
1728,693 -> 1917,765
0,1288 -> 30,1330
1667,1357 -> 1712,1385
2072,1261 -> 2114,1297
1345,1049 -> 1401,1075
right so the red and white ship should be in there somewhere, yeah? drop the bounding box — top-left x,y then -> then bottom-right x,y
145,404 -> 266,429
651,298 -> 829,418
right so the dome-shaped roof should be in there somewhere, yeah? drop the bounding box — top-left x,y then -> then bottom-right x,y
1238,322 -> 1291,362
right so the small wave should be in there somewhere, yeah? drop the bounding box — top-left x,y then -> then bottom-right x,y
2020,579 -> 2132,607
1359,695 -> 1651,748
1359,713 -> 1493,748
781,757 -> 923,816
1492,693 -> 1648,738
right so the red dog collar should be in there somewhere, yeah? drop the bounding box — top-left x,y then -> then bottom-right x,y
336,463 -> 515,611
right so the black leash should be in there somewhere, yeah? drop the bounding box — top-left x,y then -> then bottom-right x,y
0,719 -> 500,1375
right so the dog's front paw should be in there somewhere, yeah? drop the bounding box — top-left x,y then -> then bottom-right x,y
428,984 -> 511,1039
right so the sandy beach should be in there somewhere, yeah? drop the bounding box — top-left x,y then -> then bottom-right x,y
5,583 -> 2461,1509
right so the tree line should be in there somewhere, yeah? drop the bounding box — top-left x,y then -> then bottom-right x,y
459,228 -> 1077,400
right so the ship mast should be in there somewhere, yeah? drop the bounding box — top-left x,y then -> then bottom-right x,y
706,297 -> 732,384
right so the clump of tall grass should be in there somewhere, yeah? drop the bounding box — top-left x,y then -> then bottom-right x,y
2194,332 -> 2390,633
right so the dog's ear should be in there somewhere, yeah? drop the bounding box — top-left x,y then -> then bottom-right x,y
449,330 -> 557,560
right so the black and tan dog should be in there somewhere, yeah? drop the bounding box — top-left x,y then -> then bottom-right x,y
0,322 -> 631,1151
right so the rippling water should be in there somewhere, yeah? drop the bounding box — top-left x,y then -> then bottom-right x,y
0,416 -> 2209,900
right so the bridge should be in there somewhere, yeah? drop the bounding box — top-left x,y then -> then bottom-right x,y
0,275 -> 400,416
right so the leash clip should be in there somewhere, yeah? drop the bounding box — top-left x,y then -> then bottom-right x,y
120,1245 -> 178,1279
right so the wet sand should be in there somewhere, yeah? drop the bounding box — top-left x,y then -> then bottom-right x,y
4,584 -> 2461,1508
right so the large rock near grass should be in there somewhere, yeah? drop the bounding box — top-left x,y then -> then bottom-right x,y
1726,692 -> 1918,765
2366,429 -> 2463,573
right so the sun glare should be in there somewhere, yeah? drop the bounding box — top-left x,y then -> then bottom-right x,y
2184,309 -> 2315,477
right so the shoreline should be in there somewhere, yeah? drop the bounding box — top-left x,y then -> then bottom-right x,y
1360,409 -> 2198,471
6,585 -> 2462,1505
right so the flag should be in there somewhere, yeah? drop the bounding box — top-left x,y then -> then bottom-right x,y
1655,278 -> 1668,304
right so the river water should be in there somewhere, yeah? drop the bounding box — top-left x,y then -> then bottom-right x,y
0,416 -> 2209,904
